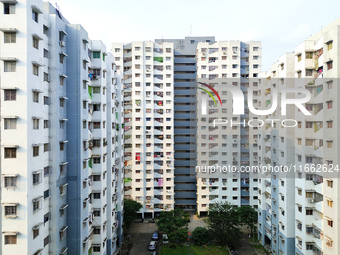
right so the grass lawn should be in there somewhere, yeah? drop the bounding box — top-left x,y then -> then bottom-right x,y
160,244 -> 230,255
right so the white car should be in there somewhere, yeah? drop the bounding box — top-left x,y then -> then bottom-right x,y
162,234 -> 169,244
148,241 -> 157,251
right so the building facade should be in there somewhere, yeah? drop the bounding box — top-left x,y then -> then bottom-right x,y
112,42 -> 175,218
195,40 -> 262,215
257,53 -> 296,255
0,1 -> 123,255
257,19 -> 340,255
155,37 -> 215,211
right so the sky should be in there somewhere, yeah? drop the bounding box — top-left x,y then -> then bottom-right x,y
55,0 -> 340,70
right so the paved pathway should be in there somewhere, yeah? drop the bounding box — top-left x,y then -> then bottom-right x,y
229,227 -> 257,255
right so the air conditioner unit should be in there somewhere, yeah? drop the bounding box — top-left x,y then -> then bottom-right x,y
202,52 -> 206,56
146,69 -> 151,72
223,52 -> 227,55
233,51 -> 237,54
59,40 -> 65,47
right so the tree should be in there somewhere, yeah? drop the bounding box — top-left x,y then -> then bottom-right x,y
192,227 -> 211,246
156,208 -> 189,243
123,198 -> 142,230
206,201 -> 241,245
236,206 -> 258,235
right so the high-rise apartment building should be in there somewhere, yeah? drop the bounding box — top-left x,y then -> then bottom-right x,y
0,1 -> 123,255
257,53 -> 296,255
112,42 -> 175,218
257,18 -> 340,255
155,37 -> 215,211
293,19 -> 339,255
195,40 -> 262,216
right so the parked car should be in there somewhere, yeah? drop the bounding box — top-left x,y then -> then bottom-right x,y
148,241 -> 157,251
149,252 -> 157,255
162,234 -> 169,244
152,231 -> 159,240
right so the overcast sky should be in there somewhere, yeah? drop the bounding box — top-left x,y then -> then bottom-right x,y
55,0 -> 340,70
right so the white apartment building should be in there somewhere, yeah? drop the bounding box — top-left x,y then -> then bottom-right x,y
0,1 -> 69,254
112,42 -> 175,218
257,18 -> 340,255
0,1 -> 123,255
195,41 -> 262,215
257,53 -> 296,255
293,19 -> 340,255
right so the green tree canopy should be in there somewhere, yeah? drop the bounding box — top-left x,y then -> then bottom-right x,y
206,201 -> 241,245
236,206 -> 258,234
123,198 -> 142,230
192,227 -> 211,246
156,208 -> 189,243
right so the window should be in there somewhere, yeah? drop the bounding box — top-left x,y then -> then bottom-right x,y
33,64 -> 39,76
43,25 -> 48,35
93,157 -> 100,164
60,142 -> 65,151
4,176 -> 17,188
33,228 -> 39,239
60,98 -> 65,107
327,80 -> 333,89
327,199 -> 333,207
297,54 -> 302,62
4,89 -> 16,101
59,53 -> 66,64
59,184 -> 67,196
306,69 -> 313,76
33,198 -> 41,212
327,101 -> 333,109
5,148 -> 16,158
4,118 -> 17,130
33,37 -> 39,49
32,9 -> 38,22
93,51 -> 100,58
306,52 -> 313,59
327,141 -> 333,148
297,70 -> 302,78
327,180 -> 333,188
328,219 -> 333,227
33,146 -> 39,157
33,119 -> 39,130
327,61 -> 333,70
93,122 -> 100,129
4,205 -> 17,217
4,3 -> 15,14
327,121 -> 333,128
327,41 -> 333,51
4,61 -> 16,72
44,235 -> 49,247
43,72 -> 49,82
33,92 -> 39,102
306,209 -> 313,215
4,235 -> 17,245
59,227 -> 67,240
4,32 -> 16,43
